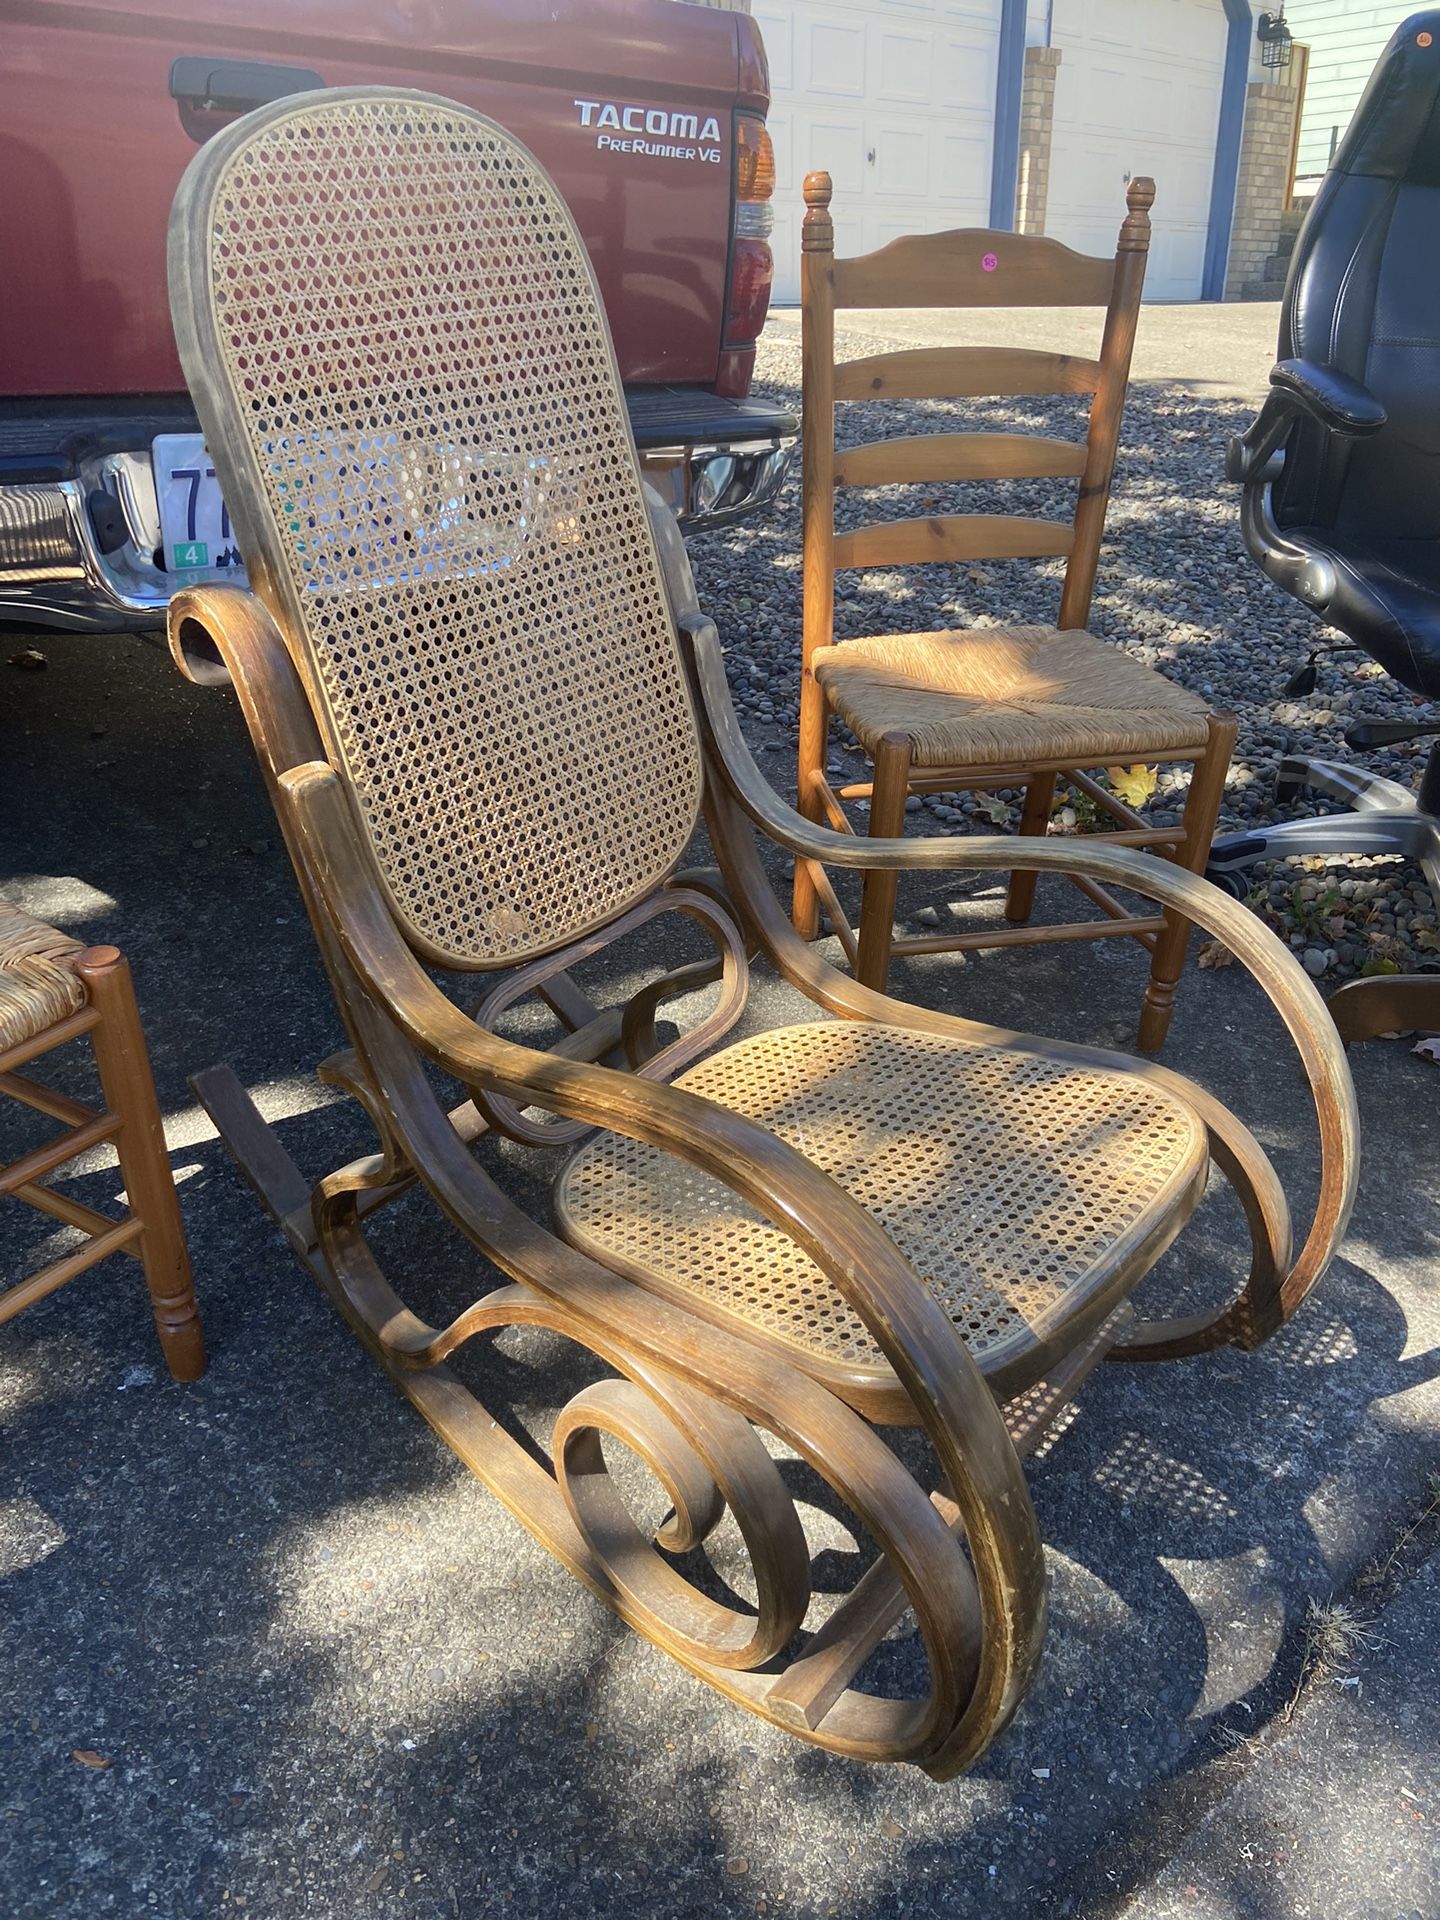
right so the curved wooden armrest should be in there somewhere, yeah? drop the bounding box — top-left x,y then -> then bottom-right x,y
681,611 -> 1359,1335
275,757 -> 1044,1730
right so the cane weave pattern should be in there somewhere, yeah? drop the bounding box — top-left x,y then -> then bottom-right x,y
196,93 -> 702,965
558,1023 -> 1206,1377
0,898 -> 87,1053
814,625 -> 1212,769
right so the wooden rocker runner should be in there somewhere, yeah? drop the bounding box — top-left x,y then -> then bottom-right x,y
166,90 -> 1358,1778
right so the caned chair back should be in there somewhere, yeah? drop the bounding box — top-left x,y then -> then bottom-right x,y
800,175 -> 1155,669
168,89 -> 703,970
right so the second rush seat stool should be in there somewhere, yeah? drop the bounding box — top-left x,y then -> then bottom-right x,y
0,896 -> 205,1380
793,171 -> 1235,1052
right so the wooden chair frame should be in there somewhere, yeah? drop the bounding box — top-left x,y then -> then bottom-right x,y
0,940 -> 205,1381
167,519 -> 1355,1777
164,89 -> 1356,1779
794,172 -> 1235,1052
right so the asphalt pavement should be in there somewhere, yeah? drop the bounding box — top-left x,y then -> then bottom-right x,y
2,307 -> 1437,1919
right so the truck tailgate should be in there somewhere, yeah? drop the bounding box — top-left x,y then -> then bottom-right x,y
0,0 -> 759,396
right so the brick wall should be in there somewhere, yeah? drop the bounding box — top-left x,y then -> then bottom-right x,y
1225,77 -> 1302,300
1016,45 -> 1062,236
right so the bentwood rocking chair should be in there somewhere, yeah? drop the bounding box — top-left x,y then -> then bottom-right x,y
794,174 -> 1234,1052
167,90 -> 1356,1779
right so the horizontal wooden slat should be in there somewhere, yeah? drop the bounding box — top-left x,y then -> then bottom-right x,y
834,345 -> 1102,403
0,1218 -> 144,1327
893,915 -> 1166,955
833,514 -> 1074,570
834,228 -> 1116,310
835,432 -> 1088,489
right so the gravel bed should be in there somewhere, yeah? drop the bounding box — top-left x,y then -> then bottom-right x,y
686,322 -> 1437,985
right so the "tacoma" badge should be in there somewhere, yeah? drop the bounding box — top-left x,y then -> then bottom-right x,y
573,99 -> 723,164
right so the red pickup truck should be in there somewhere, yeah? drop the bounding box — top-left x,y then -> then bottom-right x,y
0,0 -> 793,632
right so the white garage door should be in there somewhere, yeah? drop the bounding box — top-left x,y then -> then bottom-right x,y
1046,0 -> 1228,301
755,0 -> 1003,303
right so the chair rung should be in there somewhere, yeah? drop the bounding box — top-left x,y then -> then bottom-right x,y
0,1070 -> 99,1128
0,1109 -> 119,1195
1065,871 -> 1167,932
11,1179 -> 129,1246
0,1006 -> 99,1077
893,915 -> 1166,956
808,771 -> 856,837
803,860 -> 860,968
0,1216 -> 144,1325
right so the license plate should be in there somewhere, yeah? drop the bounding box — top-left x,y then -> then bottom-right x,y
152,433 -> 246,582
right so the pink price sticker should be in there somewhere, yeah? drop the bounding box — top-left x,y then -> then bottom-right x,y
981,252 -> 999,273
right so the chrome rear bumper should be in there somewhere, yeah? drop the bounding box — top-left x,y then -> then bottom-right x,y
0,452 -> 173,632
0,419 -> 795,633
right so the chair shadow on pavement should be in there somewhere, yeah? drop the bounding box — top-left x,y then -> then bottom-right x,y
4,1056 -> 1434,1920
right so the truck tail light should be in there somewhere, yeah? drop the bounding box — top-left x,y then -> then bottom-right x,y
725,113 -> 775,347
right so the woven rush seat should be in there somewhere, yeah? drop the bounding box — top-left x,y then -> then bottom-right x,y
557,1022 -> 1208,1404
0,897 -> 87,1054
811,624 -> 1212,770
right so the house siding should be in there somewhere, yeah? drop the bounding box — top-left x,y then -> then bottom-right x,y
1285,2 -> 1414,180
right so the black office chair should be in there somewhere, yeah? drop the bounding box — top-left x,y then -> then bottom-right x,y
1208,12 -> 1440,1037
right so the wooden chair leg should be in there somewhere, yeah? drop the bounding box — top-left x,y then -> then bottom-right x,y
77,948 -> 206,1383
1004,772 -> 1057,924
792,674 -> 830,941
1138,713 -> 1237,1054
856,732 -> 913,993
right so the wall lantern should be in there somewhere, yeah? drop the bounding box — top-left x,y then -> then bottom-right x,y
1257,10 -> 1294,70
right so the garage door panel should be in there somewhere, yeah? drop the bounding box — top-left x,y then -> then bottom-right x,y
803,117 -> 868,194
941,131 -> 995,216
872,122 -> 931,198
937,27 -> 1002,111
755,7 -> 794,90
1048,0 -> 1226,300
876,27 -> 934,104
762,0 -> 1001,302
808,22 -> 867,96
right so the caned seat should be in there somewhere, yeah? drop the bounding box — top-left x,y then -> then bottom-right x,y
812,625 -> 1213,771
557,1022 -> 1207,1414
0,898 -> 87,1052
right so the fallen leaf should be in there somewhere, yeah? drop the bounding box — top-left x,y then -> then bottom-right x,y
975,794 -> 1010,827
9,647 -> 47,671
1105,764 -> 1159,809
1415,928 -> 1440,953
71,1749 -> 111,1769
1362,956 -> 1401,977
1197,939 -> 1236,970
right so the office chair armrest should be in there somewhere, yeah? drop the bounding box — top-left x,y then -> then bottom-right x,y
1226,359 -> 1387,485
1269,359 -> 1387,435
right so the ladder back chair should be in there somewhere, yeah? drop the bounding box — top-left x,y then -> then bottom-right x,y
165,89 -> 1355,1779
795,173 -> 1234,1052
0,898 -> 205,1380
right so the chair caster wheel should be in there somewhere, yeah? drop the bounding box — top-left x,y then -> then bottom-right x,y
1204,866 -> 1250,901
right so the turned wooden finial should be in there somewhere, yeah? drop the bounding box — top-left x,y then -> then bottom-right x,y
802,170 -> 834,253
1121,175 -> 1155,250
